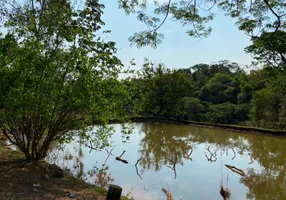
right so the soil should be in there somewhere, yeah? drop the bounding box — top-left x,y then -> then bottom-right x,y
0,134 -> 107,200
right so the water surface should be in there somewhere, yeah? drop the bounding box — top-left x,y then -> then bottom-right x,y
47,122 -> 286,200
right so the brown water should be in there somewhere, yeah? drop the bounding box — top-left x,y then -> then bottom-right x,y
47,122 -> 286,200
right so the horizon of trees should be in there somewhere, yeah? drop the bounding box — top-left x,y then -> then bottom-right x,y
123,58 -> 286,130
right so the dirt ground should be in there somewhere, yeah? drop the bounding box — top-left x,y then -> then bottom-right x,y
0,134 -> 107,200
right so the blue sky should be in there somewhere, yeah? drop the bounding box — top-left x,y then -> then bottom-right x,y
100,1 -> 253,70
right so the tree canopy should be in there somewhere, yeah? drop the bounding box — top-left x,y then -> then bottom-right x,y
118,0 -> 286,48
0,0 -> 129,160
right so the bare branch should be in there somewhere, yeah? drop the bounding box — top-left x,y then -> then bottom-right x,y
231,147 -> 236,160
151,0 -> 172,32
167,155 -> 177,179
262,0 -> 282,41
103,147 -> 115,165
135,157 -> 143,180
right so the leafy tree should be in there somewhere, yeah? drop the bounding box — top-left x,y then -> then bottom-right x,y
118,0 -> 286,47
0,0 -> 127,160
235,103 -> 251,122
140,59 -> 193,117
181,97 -> 204,121
250,89 -> 273,127
248,69 -> 268,91
237,84 -> 253,104
245,31 -> 286,67
200,73 -> 240,104
190,64 -> 211,89
207,102 -> 236,124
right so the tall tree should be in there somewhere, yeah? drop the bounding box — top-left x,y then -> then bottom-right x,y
0,0 -> 127,160
140,59 -> 193,117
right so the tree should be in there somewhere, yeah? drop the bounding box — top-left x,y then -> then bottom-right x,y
139,59 -> 193,117
245,30 -> 286,67
207,102 -> 236,124
0,0 -> 127,160
200,73 -> 240,104
118,0 -> 286,47
249,89 -> 272,127
238,84 -> 253,104
181,97 -> 204,121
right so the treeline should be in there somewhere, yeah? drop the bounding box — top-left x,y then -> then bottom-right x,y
123,59 -> 286,130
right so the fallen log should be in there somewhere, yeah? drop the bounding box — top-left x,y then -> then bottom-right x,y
115,150 -> 128,164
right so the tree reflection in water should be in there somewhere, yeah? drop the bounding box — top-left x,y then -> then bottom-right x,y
138,122 -> 286,200
47,122 -> 286,200
138,122 -> 194,174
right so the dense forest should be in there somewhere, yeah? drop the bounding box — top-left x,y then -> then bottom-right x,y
123,31 -> 286,130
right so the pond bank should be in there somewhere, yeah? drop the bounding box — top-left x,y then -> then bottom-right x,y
129,117 -> 286,136
0,134 -> 128,200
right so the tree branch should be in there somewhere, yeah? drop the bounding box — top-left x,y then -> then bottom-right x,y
262,0 -> 282,40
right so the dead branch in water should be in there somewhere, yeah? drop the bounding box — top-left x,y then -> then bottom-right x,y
161,187 -> 173,200
184,149 -> 193,160
167,155 -> 177,179
248,153 -> 254,165
220,186 -> 231,200
135,157 -> 143,179
180,149 -> 194,166
103,147 -> 115,165
231,148 -> 236,160
205,146 -> 217,162
225,164 -> 247,177
115,150 -> 128,164
85,141 -> 98,153
105,148 -> 115,157
119,150 -> 126,158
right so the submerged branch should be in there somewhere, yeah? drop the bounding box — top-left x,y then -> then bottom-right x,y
225,164 -> 247,177
161,187 -> 173,200
231,148 -> 236,160
205,146 -> 217,162
115,150 -> 128,164
220,186 -> 231,200
103,147 -> 115,165
135,157 -> 143,180
167,155 -> 177,179
119,150 -> 126,158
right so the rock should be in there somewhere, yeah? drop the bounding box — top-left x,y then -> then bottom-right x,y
66,191 -> 76,198
32,183 -> 41,188
53,169 -> 64,178
41,173 -> 49,180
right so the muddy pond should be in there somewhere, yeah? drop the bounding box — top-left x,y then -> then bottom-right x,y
47,122 -> 286,200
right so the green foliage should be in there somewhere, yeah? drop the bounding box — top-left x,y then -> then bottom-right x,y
207,102 -> 236,124
181,97 -> 204,121
126,58 -> 286,129
139,59 -> 193,117
0,0 -> 129,160
200,73 -> 240,104
250,89 -> 273,127
237,84 -> 253,104
118,0 -> 286,47
245,31 -> 286,67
